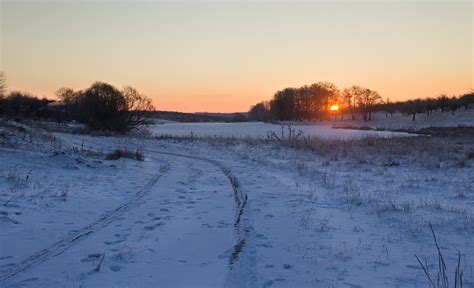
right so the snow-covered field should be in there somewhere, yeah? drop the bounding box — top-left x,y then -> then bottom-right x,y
332,109 -> 474,130
148,110 -> 473,139
148,122 -> 414,139
1,119 -> 473,287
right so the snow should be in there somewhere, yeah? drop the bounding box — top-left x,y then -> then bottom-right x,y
148,110 -> 474,140
0,120 -> 473,287
332,109 -> 474,130
147,122 -> 414,139
1,151 -> 236,287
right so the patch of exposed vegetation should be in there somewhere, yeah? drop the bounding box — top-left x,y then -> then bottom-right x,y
105,149 -> 144,161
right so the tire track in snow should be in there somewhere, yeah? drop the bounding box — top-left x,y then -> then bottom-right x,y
141,149 -> 257,288
0,172 -> 163,283
3,135 -> 257,286
60,135 -> 257,287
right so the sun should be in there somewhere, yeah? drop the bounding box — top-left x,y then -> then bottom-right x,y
330,105 -> 339,111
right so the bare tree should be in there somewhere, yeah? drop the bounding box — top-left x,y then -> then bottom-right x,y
270,88 -> 298,121
448,96 -> 461,116
342,86 -> 364,120
75,82 -> 127,131
309,82 -> 339,121
356,88 -> 381,121
399,99 -> 424,121
0,72 -> 7,98
122,86 -> 154,129
55,87 -> 75,105
248,101 -> 271,121
61,82 -> 154,132
55,87 -> 76,119
437,94 -> 449,112
460,92 -> 474,110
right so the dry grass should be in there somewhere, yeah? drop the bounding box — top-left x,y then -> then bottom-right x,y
415,224 -> 464,288
302,130 -> 473,168
150,127 -> 474,168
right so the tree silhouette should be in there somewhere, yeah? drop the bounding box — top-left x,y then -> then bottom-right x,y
75,82 -> 127,131
56,87 -> 76,119
356,88 -> 382,121
122,86 -> 154,128
56,87 -> 75,105
460,92 -> 474,110
342,86 -> 364,120
248,101 -> 271,121
0,72 -> 7,98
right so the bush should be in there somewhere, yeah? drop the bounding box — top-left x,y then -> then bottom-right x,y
69,82 -> 153,133
74,82 -> 128,132
105,149 -> 144,161
0,91 -> 52,118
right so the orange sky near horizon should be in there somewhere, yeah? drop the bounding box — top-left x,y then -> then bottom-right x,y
1,1 -> 472,113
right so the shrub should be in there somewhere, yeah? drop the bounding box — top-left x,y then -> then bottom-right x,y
105,149 -> 144,161
74,82 -> 128,132
0,91 -> 52,118
70,82 -> 153,133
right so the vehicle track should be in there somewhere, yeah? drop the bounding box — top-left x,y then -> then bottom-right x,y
0,172 -> 162,283
63,135 -> 256,273
72,136 -> 257,286
137,148 -> 257,287
143,150 -> 256,269
1,135 -> 256,287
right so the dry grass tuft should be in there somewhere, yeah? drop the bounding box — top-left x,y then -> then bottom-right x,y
415,223 -> 464,288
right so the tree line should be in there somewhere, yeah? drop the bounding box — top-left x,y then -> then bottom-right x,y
248,81 -> 474,122
0,72 -> 154,132
373,94 -> 474,121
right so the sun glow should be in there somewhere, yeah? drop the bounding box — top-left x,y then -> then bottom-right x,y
330,105 -> 339,111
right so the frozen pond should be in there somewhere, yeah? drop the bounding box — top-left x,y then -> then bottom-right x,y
148,122 -> 414,139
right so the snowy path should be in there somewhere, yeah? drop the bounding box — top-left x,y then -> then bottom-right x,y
1,137 -> 256,287
142,150 -> 257,288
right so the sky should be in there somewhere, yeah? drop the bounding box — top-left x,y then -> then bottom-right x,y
1,1 -> 472,113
